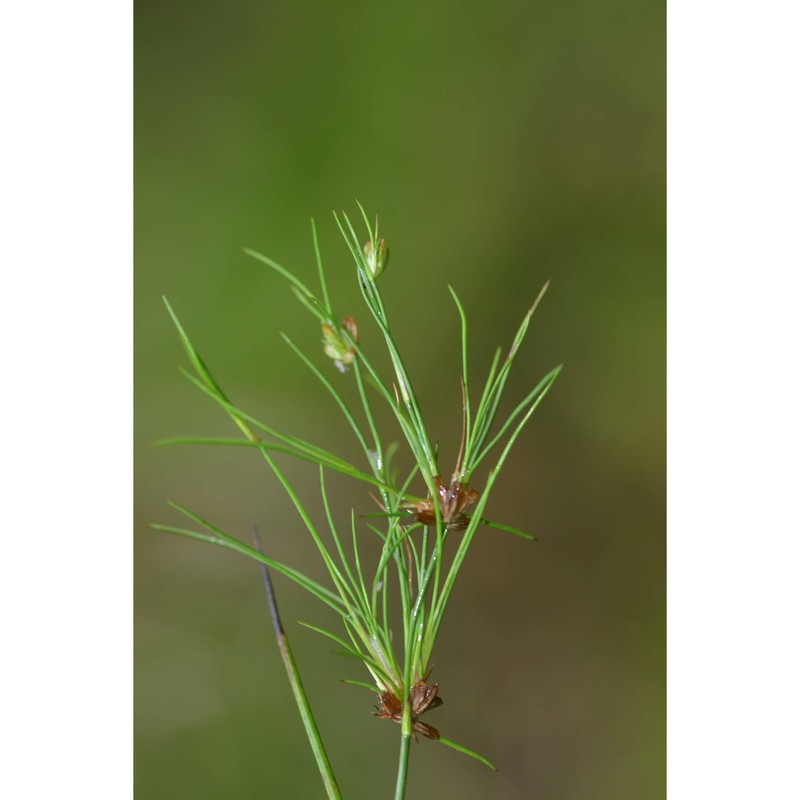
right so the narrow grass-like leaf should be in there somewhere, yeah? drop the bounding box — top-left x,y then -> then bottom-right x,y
406,530 -> 422,584
469,347 -> 502,449
158,426 -> 396,496
351,359 -> 390,499
336,209 -> 437,482
289,285 -> 331,324
246,235 -> 430,493
408,608 -> 426,681
373,522 -> 421,578
332,211 -> 371,294
354,199 -> 375,249
155,436 -> 254,449
281,332 -> 371,458
163,304 -> 362,480
177,368 -> 385,478
318,469 -> 358,585
298,622 -> 370,664
177,369 -> 335,459
298,621 -> 396,689
163,297 -> 222,396
436,738 -> 497,771
311,218 -> 332,314
318,468 -> 374,625
343,617 -> 401,691
469,365 -> 562,474
341,679 -> 382,694
426,363 -> 562,654
465,282 -> 550,477
249,449 -> 374,629
448,285 -> 472,450
474,518 -> 536,540
350,509 -> 370,617
149,520 -> 345,616
163,297 -> 254,442
244,247 -> 316,299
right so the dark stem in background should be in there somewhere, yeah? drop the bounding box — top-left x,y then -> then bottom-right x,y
252,525 -> 342,800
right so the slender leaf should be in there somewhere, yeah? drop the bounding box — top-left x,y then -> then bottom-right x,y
341,679 -> 381,694
149,519 -> 345,616
244,247 -> 316,298
436,737 -> 497,771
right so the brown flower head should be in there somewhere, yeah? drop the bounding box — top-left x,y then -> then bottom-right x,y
406,476 -> 480,532
374,677 -> 443,740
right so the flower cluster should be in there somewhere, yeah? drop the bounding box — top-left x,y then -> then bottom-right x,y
321,315 -> 358,372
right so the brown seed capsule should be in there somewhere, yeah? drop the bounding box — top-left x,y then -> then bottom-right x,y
373,676 -> 443,741
405,476 -> 480,532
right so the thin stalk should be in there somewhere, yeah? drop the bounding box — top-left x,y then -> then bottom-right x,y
156,434 -> 393,494
463,346 -> 502,472
149,522 -> 347,617
469,365 -> 562,474
334,210 -> 438,487
281,333 -> 372,459
352,358 -> 388,504
381,561 -> 390,635
394,712 -> 412,800
463,282 -> 549,477
410,611 -> 426,688
419,526 -> 429,592
311,218 -> 332,313
395,529 -> 412,666
350,509 -> 371,625
448,285 -> 472,456
177,367 -> 386,484
430,501 -> 446,630
319,468 -> 371,620
252,527 -> 341,800
242,245 -> 423,477
358,279 -> 436,480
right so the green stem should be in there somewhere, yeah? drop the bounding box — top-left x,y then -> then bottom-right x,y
395,510 -> 419,800
394,706 -> 413,800
252,528 -> 341,800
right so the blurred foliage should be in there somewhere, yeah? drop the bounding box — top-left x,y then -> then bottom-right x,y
135,0 -> 664,797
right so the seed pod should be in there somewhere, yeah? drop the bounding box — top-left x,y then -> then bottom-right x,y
363,238 -> 389,280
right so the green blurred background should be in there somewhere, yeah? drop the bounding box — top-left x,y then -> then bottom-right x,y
135,1 -> 664,797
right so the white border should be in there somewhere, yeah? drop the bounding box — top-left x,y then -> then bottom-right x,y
1,2 -> 132,797
669,1 -> 799,797
2,0 -> 798,797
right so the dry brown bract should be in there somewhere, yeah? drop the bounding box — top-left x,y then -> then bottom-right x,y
406,476 -> 480,533
374,678 -> 444,740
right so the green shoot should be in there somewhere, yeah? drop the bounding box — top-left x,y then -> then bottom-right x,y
153,206 -> 560,798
